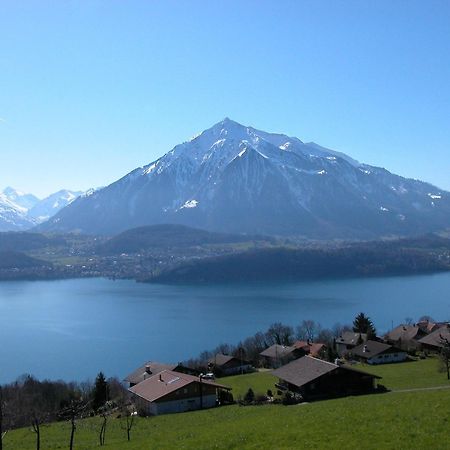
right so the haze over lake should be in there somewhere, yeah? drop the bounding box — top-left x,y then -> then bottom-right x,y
1,273 -> 449,383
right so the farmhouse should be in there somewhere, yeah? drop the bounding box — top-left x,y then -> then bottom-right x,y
260,344 -> 305,368
209,353 -> 253,375
385,325 -> 426,351
335,332 -> 367,355
349,340 -> 407,364
272,355 -> 380,401
418,324 -> 450,352
293,341 -> 327,358
129,370 -> 231,415
124,361 -> 198,387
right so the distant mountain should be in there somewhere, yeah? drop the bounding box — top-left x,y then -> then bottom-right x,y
0,193 -> 36,231
28,189 -> 83,222
38,118 -> 450,238
0,187 -> 82,231
2,187 -> 40,210
97,224 -> 275,255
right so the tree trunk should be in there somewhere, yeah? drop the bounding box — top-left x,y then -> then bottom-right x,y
69,417 -> 76,450
35,424 -> 40,450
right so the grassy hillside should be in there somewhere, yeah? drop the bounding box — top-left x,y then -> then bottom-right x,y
5,390 -> 450,450
4,359 -> 450,449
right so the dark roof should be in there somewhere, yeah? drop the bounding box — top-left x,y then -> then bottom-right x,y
260,344 -> 298,359
272,355 -> 380,388
350,340 -> 402,359
386,325 -> 423,342
129,370 -> 230,403
209,353 -> 250,367
272,356 -> 337,387
336,332 -> 367,346
418,325 -> 450,348
124,361 -> 176,385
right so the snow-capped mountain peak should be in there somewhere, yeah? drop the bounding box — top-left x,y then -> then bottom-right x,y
38,119 -> 450,238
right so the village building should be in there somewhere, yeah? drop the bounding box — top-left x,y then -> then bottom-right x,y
385,325 -> 427,352
349,340 -> 407,364
418,324 -> 450,352
124,361 -> 199,387
293,341 -> 327,358
129,370 -> 231,416
260,344 -> 306,368
208,353 -> 254,376
335,332 -> 367,356
416,320 -> 445,334
272,355 -> 380,401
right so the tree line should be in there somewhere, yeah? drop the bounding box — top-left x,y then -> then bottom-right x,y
0,372 -> 135,450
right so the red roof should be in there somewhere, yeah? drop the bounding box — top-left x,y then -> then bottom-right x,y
129,370 -> 230,403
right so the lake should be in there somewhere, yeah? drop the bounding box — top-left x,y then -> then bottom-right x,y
1,273 -> 449,383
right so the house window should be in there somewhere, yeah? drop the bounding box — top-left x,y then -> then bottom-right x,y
184,388 -> 188,394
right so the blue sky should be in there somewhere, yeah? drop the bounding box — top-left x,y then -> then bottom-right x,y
1,0 -> 449,197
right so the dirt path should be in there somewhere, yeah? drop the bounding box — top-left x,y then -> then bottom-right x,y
390,385 -> 450,393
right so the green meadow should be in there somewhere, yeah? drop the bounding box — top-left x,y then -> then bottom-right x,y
4,358 -> 450,450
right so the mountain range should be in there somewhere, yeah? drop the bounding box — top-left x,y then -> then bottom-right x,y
37,118 -> 450,238
0,187 -> 83,231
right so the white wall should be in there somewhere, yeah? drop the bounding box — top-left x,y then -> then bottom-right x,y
367,352 -> 407,365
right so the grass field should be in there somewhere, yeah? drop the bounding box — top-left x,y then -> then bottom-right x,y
4,358 -> 450,450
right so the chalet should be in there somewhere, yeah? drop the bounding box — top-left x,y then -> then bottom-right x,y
260,344 -> 305,368
416,320 -> 444,334
385,325 -> 426,351
335,332 -> 367,356
349,340 -> 407,365
209,353 -> 253,376
124,361 -> 199,387
129,370 -> 231,415
272,355 -> 380,401
418,324 -> 450,352
293,341 -> 327,358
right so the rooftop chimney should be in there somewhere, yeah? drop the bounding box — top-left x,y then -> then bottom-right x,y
363,345 -> 368,353
145,365 -> 151,374
159,373 -> 163,382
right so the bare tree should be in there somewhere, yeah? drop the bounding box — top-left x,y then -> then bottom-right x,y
439,335 -> 450,380
265,322 -> 294,346
296,320 -> 321,342
332,322 -> 352,338
59,399 -> 88,450
120,406 -> 136,442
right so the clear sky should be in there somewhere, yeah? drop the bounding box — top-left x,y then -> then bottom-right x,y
1,0 -> 449,197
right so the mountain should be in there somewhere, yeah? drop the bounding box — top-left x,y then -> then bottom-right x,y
1,187 -> 40,210
38,118 -> 450,238
0,187 -> 82,231
28,189 -> 83,222
0,192 -> 37,231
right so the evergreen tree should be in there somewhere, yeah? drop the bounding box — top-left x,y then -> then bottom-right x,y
92,372 -> 109,412
244,388 -> 255,403
352,313 -> 376,339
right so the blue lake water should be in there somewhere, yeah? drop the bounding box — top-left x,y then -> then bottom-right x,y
0,273 -> 449,383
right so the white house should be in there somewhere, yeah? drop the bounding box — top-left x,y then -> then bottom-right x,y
349,340 -> 407,365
